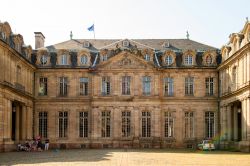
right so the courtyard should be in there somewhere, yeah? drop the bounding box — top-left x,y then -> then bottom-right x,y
0,149 -> 250,166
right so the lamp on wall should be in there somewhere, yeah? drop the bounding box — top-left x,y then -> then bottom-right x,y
12,105 -> 16,112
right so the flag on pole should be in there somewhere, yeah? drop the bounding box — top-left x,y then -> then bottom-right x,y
87,24 -> 94,31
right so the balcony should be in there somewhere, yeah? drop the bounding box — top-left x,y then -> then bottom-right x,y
14,82 -> 25,92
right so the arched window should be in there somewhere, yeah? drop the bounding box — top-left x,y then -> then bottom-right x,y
144,54 -> 150,61
40,55 -> 47,65
81,55 -> 88,65
165,55 -> 173,65
206,55 -> 213,65
61,55 -> 68,65
184,55 -> 193,65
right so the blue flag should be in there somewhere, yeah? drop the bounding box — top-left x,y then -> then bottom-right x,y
87,24 -> 94,31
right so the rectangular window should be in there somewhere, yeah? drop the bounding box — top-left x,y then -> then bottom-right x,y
185,77 -> 194,95
16,66 -> 21,83
80,77 -> 89,96
141,111 -> 151,137
59,77 -> 68,96
184,112 -> 194,138
122,76 -> 131,95
164,112 -> 174,138
143,76 -> 151,95
39,112 -> 48,138
101,111 -> 111,137
102,76 -> 111,95
164,77 -> 174,96
122,111 -> 131,137
205,77 -> 214,96
79,112 -> 88,138
59,111 -> 68,138
39,77 -> 47,96
205,112 -> 215,139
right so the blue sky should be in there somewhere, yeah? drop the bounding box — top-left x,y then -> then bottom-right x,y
0,0 -> 249,48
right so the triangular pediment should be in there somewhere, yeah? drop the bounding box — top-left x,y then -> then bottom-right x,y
96,51 -> 156,70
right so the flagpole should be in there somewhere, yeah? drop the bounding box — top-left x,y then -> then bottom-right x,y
94,29 -> 95,39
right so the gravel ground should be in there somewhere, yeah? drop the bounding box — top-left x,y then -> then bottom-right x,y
0,149 -> 250,166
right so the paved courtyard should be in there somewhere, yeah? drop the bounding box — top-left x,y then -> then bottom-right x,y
0,149 -> 250,166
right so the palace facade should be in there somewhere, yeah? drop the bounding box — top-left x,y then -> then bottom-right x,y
0,20 -> 249,152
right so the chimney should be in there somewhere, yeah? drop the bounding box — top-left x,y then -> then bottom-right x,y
34,32 -> 45,49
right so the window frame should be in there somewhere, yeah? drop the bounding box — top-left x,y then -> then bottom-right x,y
39,77 -> 48,96
39,112 -> 48,138
142,76 -> 151,96
184,112 -> 195,139
185,77 -> 194,96
101,111 -> 111,138
101,76 -> 111,96
141,111 -> 151,137
184,55 -> 193,66
205,77 -> 214,96
121,111 -> 131,137
205,112 -> 215,139
79,77 -> 89,96
122,76 -> 131,95
58,111 -> 68,138
164,77 -> 174,96
79,111 -> 88,138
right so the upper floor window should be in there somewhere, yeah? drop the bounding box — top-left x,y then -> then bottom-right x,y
39,77 -> 48,96
80,55 -> 88,65
205,55 -> 213,65
232,67 -> 237,85
165,55 -> 173,65
143,76 -> 151,95
79,77 -> 88,96
144,54 -> 150,61
101,54 -> 108,61
205,77 -> 214,96
16,65 -> 21,83
164,77 -> 174,96
59,77 -> 68,96
122,76 -> 131,95
185,77 -> 194,95
1,32 -> 6,40
61,55 -> 68,65
40,55 -> 48,65
184,55 -> 193,65
102,76 -> 111,95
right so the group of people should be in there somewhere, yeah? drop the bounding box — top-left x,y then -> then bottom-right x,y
17,137 -> 49,152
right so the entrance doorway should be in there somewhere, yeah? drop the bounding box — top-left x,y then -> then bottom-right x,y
237,110 -> 242,141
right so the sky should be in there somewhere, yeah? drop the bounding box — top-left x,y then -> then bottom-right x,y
0,0 -> 249,49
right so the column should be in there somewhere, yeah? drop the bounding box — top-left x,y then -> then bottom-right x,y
21,106 -> 27,140
221,106 -> 227,141
133,108 -> 139,138
3,99 -> 12,141
134,74 -> 139,96
113,107 -> 120,139
241,99 -> 247,140
246,98 -> 250,140
153,107 -> 160,137
227,105 -> 232,141
26,107 -> 33,139
233,104 -> 238,141
15,105 -> 20,141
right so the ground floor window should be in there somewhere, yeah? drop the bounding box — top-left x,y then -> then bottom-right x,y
39,112 -> 48,138
59,111 -> 68,138
164,112 -> 174,138
122,111 -> 131,137
101,111 -> 111,137
184,112 -> 194,138
79,112 -> 88,138
142,111 -> 151,137
205,112 -> 215,138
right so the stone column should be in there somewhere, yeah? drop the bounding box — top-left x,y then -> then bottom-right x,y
221,106 -> 227,141
21,105 -> 27,140
3,99 -> 12,141
153,107 -> 160,137
113,107 -> 120,139
133,107 -> 140,138
227,105 -> 232,141
26,107 -> 33,139
233,104 -> 238,141
15,105 -> 20,141
134,74 -> 139,96
246,98 -> 250,140
241,99 -> 247,140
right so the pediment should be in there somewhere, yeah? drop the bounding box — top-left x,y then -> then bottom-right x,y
96,51 -> 156,70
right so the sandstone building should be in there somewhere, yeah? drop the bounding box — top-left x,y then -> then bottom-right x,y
0,20 -> 249,152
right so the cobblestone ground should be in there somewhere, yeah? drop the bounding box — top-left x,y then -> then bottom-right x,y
0,149 -> 250,166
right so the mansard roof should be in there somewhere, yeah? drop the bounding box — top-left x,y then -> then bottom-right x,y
44,39 -> 217,52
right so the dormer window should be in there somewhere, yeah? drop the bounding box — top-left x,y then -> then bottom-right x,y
83,41 -> 90,48
144,54 -> 150,61
1,32 -> 6,40
123,41 -> 129,47
205,55 -> 213,65
101,54 -> 108,61
80,55 -> 88,65
61,54 -> 68,65
165,55 -> 173,65
40,55 -> 48,65
163,42 -> 170,48
184,55 -> 193,65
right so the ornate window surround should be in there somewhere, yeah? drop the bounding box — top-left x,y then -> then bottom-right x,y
37,49 -> 50,66
202,51 -> 217,66
77,50 -> 91,66
183,50 -> 196,66
57,50 -> 70,66
162,50 -> 176,66
142,49 -> 154,62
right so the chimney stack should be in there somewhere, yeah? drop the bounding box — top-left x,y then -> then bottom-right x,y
34,32 -> 45,49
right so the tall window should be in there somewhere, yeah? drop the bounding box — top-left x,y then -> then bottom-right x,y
59,111 -> 68,138
143,76 -> 151,95
184,55 -> 193,65
101,54 -> 108,61
101,111 -> 111,137
122,111 -> 131,137
39,77 -> 47,96
164,77 -> 174,96
205,112 -> 215,139
79,112 -> 88,138
165,55 -> 173,65
16,66 -> 21,83
185,77 -> 194,95
80,55 -> 88,65
232,67 -> 237,85
205,77 -> 214,96
59,77 -> 68,96
40,55 -> 47,65
206,55 -> 213,65
61,55 -> 68,65
164,112 -> 174,138
39,112 -> 48,138
184,112 -> 194,138
141,111 -> 151,137
144,54 -> 150,61
102,76 -> 111,95
80,77 -> 88,96
122,76 -> 131,95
